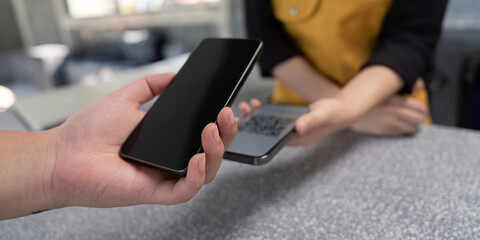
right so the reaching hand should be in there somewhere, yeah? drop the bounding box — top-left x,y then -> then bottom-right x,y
48,73 -> 237,208
238,93 -> 425,147
237,98 -> 348,146
289,98 -> 350,146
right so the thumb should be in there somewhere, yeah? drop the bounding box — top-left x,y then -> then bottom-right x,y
114,73 -> 175,105
296,110 -> 329,135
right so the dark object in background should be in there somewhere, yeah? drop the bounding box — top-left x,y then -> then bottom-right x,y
0,50 -> 46,89
54,29 -> 166,86
458,53 -> 480,129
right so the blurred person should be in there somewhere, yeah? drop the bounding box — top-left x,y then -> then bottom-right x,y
0,73 -> 237,220
241,0 -> 448,145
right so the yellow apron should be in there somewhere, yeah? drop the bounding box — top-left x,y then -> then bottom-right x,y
270,0 -> 430,122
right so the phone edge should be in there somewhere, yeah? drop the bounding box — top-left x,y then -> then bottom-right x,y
223,131 -> 296,166
223,39 -> 264,109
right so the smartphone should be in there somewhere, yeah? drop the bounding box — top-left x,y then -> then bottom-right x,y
224,104 -> 309,165
120,38 -> 263,176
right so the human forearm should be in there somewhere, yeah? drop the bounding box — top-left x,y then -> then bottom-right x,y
1,74 -> 238,221
293,65 -> 404,145
272,56 -> 340,102
273,58 -> 403,120
0,130 -> 56,220
334,65 -> 403,123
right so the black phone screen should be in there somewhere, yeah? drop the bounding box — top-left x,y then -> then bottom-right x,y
120,38 -> 263,175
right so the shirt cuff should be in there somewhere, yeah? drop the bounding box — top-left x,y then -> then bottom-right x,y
363,43 -> 427,94
258,41 -> 300,77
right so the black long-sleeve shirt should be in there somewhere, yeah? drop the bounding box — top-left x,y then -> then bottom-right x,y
245,0 -> 448,93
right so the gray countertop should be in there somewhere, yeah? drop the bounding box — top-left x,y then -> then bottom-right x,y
1,124 -> 479,239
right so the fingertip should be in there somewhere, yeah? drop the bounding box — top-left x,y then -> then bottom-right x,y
238,101 -> 248,107
147,73 -> 176,86
203,122 -> 220,144
296,117 -> 309,135
217,107 -> 237,150
250,98 -> 262,110
219,107 -> 235,126
238,102 -> 251,116
413,80 -> 425,92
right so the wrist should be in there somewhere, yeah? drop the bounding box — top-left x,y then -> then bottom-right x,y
273,56 -> 341,102
328,96 -> 360,127
24,129 -> 58,214
0,129 -> 58,220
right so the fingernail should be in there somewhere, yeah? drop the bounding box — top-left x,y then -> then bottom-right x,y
212,127 -> 221,142
228,110 -> 235,125
197,154 -> 205,173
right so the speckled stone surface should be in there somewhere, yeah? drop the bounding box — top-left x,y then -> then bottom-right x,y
1,125 -> 480,239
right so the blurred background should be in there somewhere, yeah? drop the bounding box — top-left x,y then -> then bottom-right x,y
0,0 -> 479,131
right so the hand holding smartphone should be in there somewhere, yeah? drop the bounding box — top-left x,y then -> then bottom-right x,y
120,38 -> 263,176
